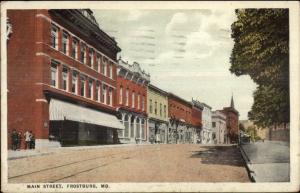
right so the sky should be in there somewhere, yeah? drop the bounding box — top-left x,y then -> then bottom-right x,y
93,9 -> 257,120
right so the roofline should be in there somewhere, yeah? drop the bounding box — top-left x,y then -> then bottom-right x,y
148,84 -> 168,96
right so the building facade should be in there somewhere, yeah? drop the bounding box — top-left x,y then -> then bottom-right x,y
168,93 -> 195,144
199,103 -> 213,144
221,96 -> 239,143
116,58 -> 150,144
7,9 -> 124,149
212,110 -> 228,144
191,99 -> 203,144
147,84 -> 169,144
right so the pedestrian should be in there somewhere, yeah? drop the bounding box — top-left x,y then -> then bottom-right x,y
17,132 -> 22,150
11,129 -> 18,151
24,130 -> 32,150
30,133 -> 35,149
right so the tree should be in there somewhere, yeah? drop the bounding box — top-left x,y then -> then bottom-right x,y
230,9 -> 289,127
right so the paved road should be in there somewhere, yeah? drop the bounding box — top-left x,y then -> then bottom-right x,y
8,144 -> 250,183
241,141 -> 290,182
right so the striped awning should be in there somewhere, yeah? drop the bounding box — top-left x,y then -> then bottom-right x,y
49,98 -> 124,130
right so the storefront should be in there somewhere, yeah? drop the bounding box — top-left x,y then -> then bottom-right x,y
49,98 -> 124,146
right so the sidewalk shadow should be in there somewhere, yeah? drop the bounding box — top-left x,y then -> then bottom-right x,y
190,146 -> 245,167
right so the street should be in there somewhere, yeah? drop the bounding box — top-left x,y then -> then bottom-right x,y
8,144 -> 250,183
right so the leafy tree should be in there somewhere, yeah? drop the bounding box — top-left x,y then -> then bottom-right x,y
230,9 -> 289,127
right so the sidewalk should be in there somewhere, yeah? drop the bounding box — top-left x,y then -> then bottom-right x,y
7,143 -> 152,160
240,140 -> 290,182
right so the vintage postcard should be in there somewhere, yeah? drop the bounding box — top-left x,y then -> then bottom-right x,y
1,1 -> 299,192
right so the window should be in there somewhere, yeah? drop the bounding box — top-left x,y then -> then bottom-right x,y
62,32 -> 69,55
109,63 -> 113,78
132,91 -> 135,108
212,122 -> 216,128
88,49 -> 94,67
160,103 -> 162,117
87,80 -> 93,99
51,25 -> 58,49
80,43 -> 86,64
95,82 -> 100,101
108,87 -> 113,106
80,76 -> 86,97
137,94 -> 140,110
164,105 -> 167,118
62,67 -> 68,91
142,96 -> 145,111
155,101 -> 157,115
95,55 -> 100,71
125,88 -> 129,106
102,57 -> 107,75
50,62 -> 58,87
102,84 -> 107,104
72,71 -> 78,94
71,39 -> 78,59
107,64 -> 111,78
150,99 -> 153,113
119,86 -> 123,104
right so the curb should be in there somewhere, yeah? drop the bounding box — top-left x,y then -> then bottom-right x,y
239,145 -> 256,182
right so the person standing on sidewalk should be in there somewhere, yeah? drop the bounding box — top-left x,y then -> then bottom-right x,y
11,129 -> 18,151
24,130 -> 32,150
30,132 -> 35,149
17,131 -> 22,150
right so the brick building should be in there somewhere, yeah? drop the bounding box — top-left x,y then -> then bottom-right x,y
7,9 -> 124,149
116,58 -> 150,144
221,96 -> 239,143
168,93 -> 196,144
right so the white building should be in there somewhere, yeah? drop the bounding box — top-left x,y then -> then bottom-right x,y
212,110 -> 228,144
200,103 -> 213,144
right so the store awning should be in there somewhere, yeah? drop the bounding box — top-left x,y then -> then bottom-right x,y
49,98 -> 124,130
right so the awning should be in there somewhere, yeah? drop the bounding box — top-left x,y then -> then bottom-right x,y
49,98 -> 124,130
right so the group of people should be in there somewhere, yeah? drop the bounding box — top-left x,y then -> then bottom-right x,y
11,129 -> 35,150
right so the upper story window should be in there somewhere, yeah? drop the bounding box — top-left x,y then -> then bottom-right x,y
119,86 -> 123,104
212,122 -> 216,128
102,84 -> 107,104
80,75 -> 86,97
142,96 -> 145,111
109,63 -> 113,79
149,99 -> 153,113
95,55 -> 100,72
71,39 -> 78,59
164,105 -> 167,118
160,103 -> 162,117
154,101 -> 157,115
132,91 -> 135,108
50,61 -> 58,88
108,87 -> 113,106
95,82 -> 100,102
87,79 -> 93,99
107,64 -> 111,78
125,88 -> 129,106
80,43 -> 86,64
62,67 -> 69,91
137,94 -> 140,110
72,71 -> 78,94
88,48 -> 94,67
62,32 -> 69,55
51,25 -> 59,50
102,57 -> 107,76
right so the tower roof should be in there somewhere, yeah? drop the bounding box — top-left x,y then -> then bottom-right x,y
230,94 -> 235,108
